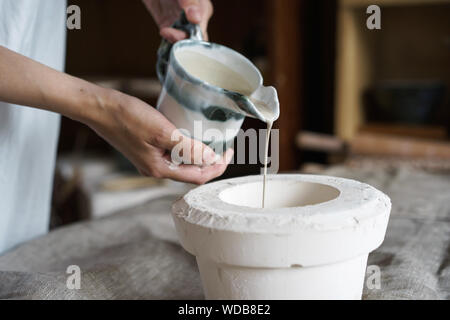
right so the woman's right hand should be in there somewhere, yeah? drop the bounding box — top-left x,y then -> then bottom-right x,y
88,89 -> 233,184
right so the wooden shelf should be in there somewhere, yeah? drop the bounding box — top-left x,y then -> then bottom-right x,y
334,0 -> 450,140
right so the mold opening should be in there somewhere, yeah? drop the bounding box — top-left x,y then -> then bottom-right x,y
219,180 -> 340,209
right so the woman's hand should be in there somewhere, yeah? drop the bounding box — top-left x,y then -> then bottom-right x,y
143,0 -> 213,42
89,90 -> 233,184
0,46 -> 232,185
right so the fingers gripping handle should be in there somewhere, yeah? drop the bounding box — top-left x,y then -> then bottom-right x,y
156,12 -> 203,83
174,11 -> 203,41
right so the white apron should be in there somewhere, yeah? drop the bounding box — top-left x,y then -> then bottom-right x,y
0,0 -> 67,253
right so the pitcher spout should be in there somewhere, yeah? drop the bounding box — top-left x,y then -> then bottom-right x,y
247,85 -> 280,122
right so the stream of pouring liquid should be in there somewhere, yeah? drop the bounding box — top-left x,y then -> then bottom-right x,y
252,99 -> 276,209
262,120 -> 273,208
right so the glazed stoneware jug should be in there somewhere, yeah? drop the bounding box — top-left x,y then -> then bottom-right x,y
156,13 -> 279,153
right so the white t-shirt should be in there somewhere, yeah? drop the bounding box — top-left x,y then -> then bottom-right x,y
0,0 -> 67,253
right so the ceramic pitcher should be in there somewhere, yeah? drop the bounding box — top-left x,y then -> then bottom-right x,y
156,13 -> 279,153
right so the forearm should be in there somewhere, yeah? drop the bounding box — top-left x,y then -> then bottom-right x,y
0,45 -> 115,125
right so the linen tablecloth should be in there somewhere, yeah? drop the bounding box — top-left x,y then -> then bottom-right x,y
0,166 -> 449,299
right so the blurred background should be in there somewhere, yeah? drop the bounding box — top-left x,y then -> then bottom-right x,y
53,0 -> 450,226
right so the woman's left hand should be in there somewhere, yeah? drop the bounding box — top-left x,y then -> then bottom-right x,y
143,0 -> 213,42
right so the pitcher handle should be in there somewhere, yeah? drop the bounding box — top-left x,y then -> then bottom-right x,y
156,12 -> 203,83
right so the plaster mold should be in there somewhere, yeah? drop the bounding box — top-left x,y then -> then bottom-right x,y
172,174 -> 391,299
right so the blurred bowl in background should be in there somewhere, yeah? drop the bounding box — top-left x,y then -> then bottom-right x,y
364,80 -> 446,124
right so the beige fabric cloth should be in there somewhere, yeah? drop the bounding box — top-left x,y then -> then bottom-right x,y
323,166 -> 450,300
0,166 -> 449,299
